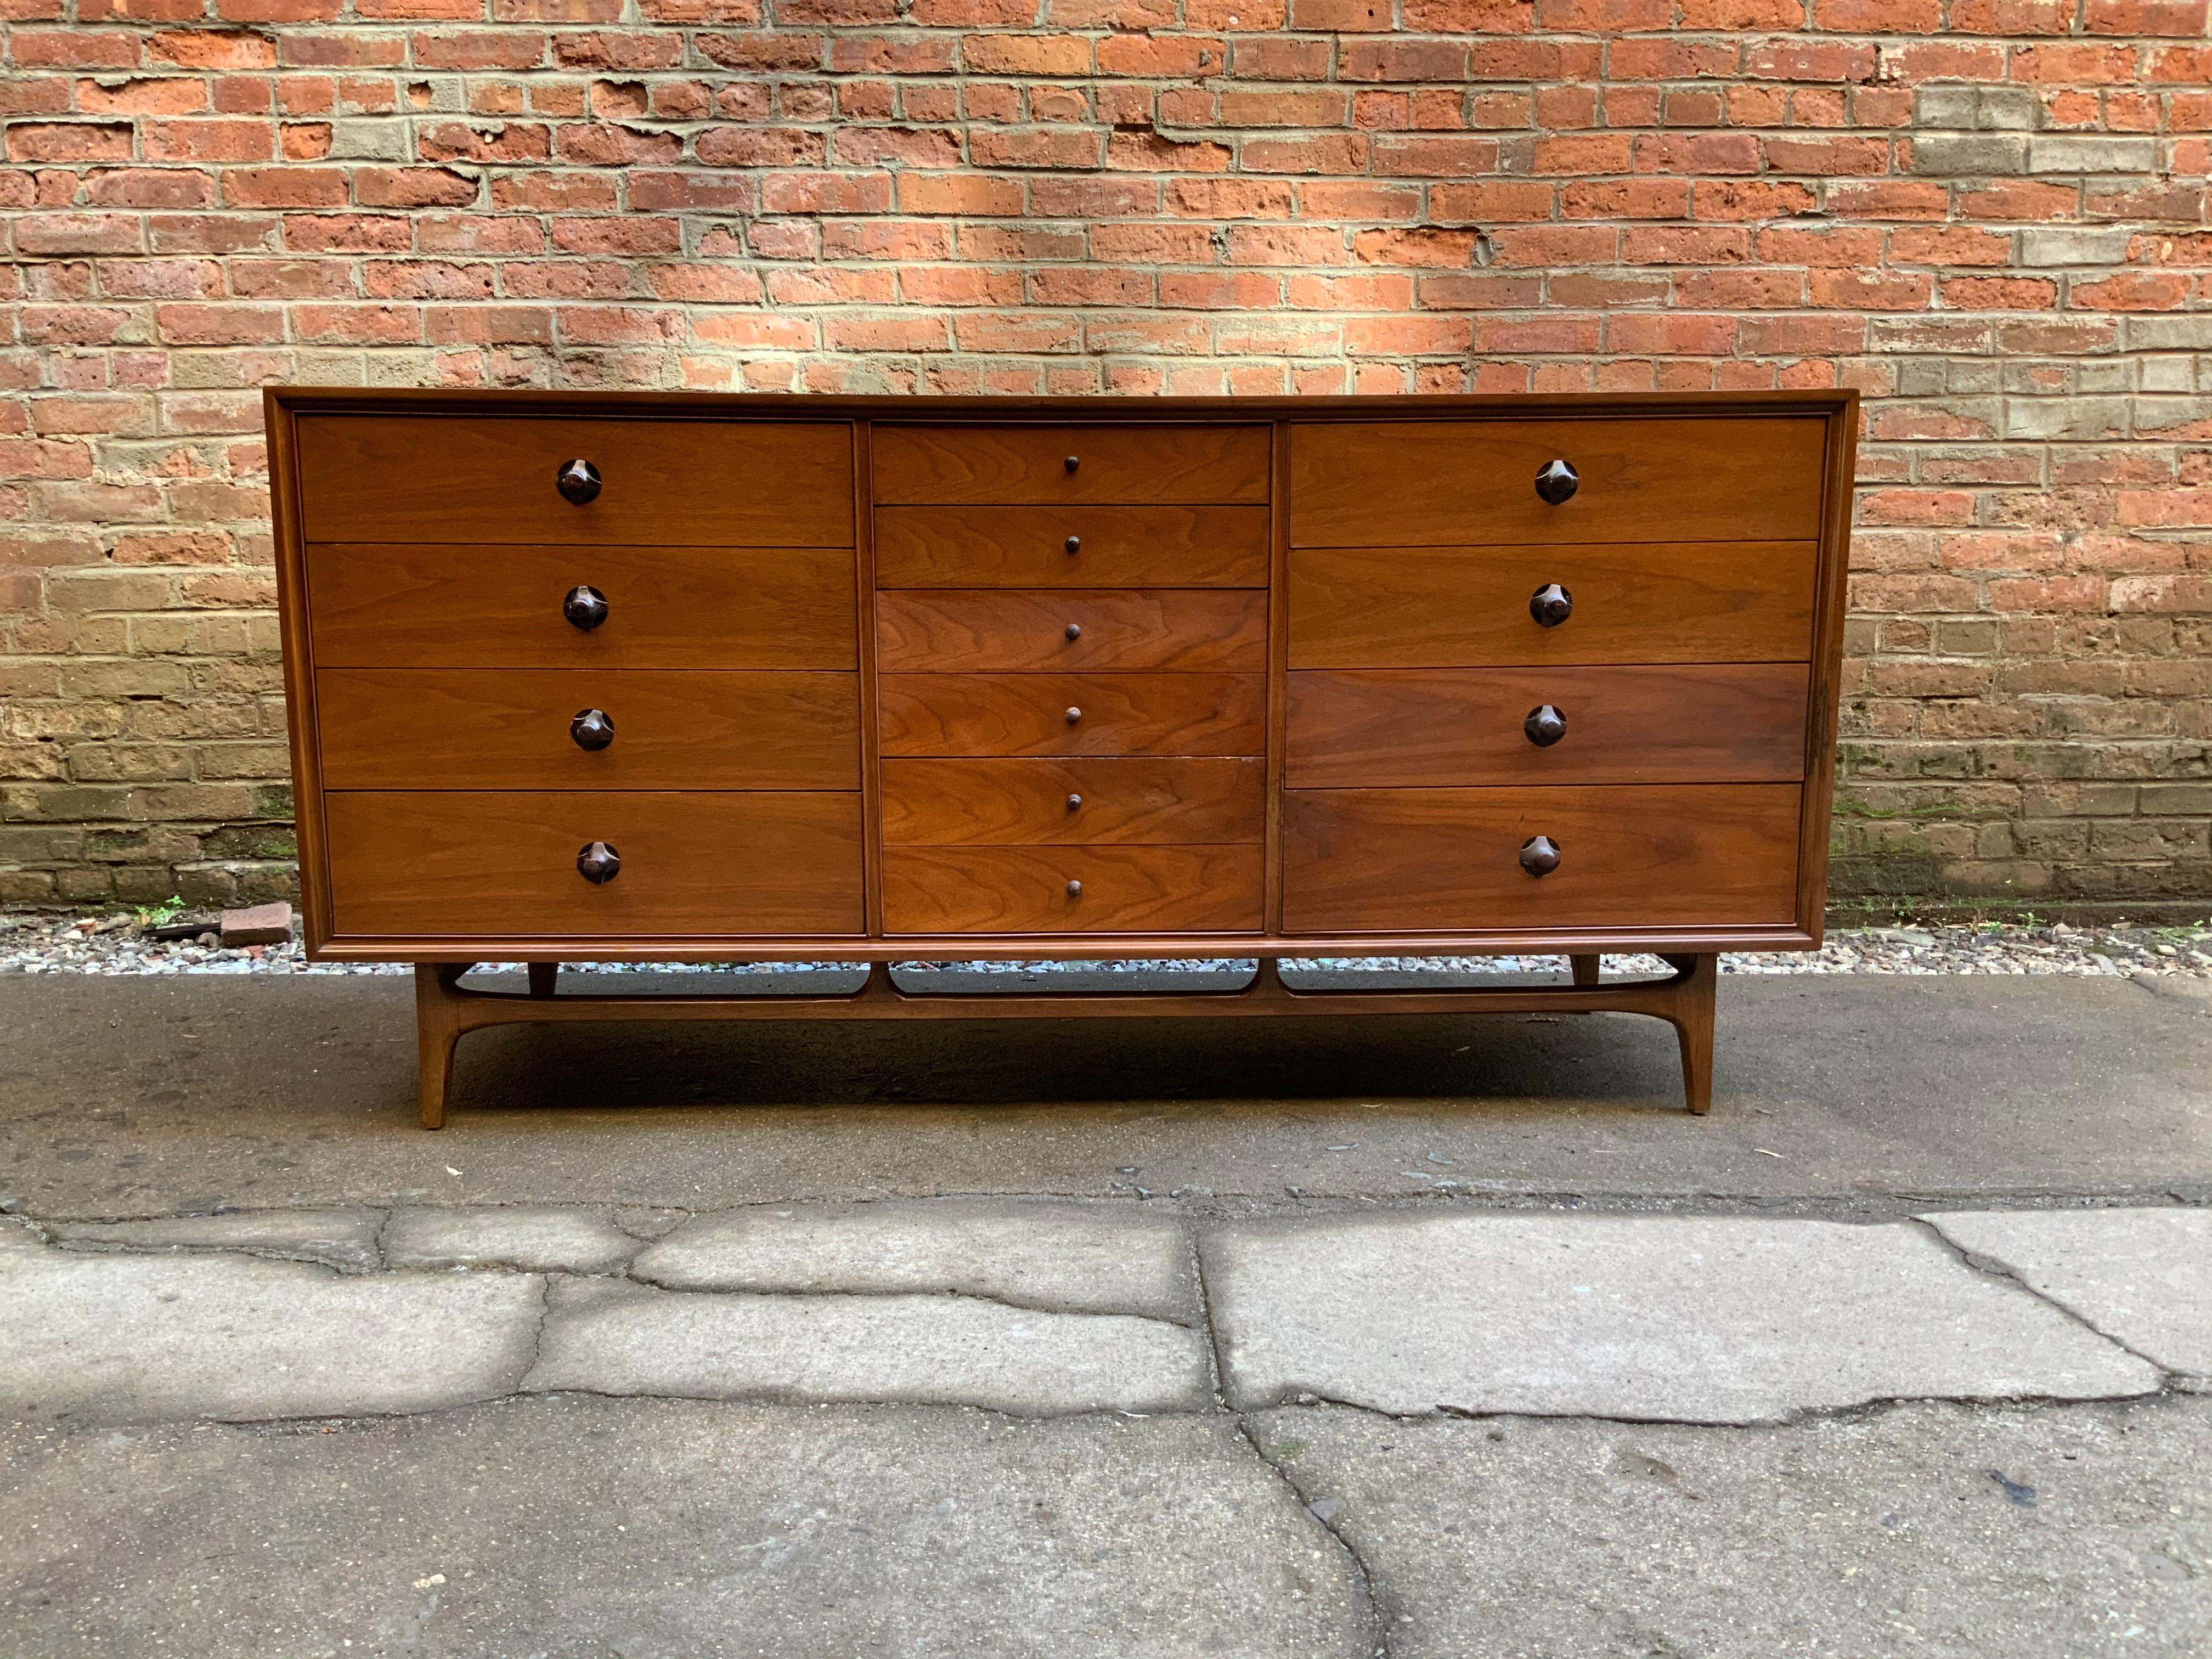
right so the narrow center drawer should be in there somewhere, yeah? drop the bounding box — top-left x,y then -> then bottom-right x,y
298,416 -> 854,546
883,844 -> 1264,934
878,673 -> 1265,758
875,506 -> 1268,588
322,791 -> 864,939
878,590 -> 1267,673
317,669 -> 860,791
873,424 -> 1269,504
307,544 -> 857,670
882,758 -> 1265,845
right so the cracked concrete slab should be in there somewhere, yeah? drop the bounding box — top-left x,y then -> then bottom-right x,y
631,1198 -> 1197,1322
526,1276 -> 1214,1415
1204,1213 -> 2160,1423
0,1398 -> 1370,1659
1927,1208 -> 2212,1380
381,1206 -> 639,1273
1250,1398 -> 2212,1659
42,1209 -> 382,1273
0,1227 -> 540,1425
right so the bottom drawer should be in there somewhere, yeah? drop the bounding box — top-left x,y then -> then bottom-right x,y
1282,783 -> 1801,933
323,791 -> 864,939
883,845 -> 1263,934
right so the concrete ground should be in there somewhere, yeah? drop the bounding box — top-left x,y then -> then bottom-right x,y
2,969 -> 2208,1657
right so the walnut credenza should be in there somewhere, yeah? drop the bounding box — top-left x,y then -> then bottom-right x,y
266,389 -> 1857,1127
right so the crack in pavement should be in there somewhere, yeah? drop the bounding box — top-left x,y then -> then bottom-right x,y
619,1266 -> 1203,1329
1234,1416 -> 1392,1659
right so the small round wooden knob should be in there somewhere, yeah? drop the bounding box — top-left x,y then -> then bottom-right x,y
1066,879 -> 1082,898
1523,704 -> 1566,747
1529,583 -> 1572,628
556,459 -> 601,504
577,840 -> 620,883
1534,459 -> 1578,505
1065,623 -> 1082,640
1064,706 -> 1082,724
1066,793 -> 1082,811
1065,534 -> 1081,554
563,584 -> 608,631
1519,834 -> 1561,877
571,708 -> 614,751
1064,455 -> 1080,473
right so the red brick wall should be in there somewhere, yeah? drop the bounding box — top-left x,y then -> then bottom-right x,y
3,3 -> 2209,915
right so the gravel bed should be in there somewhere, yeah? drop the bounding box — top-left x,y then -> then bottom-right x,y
3,912 -> 2206,979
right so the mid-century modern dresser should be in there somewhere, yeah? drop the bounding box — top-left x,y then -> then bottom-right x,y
267,389 -> 1857,1126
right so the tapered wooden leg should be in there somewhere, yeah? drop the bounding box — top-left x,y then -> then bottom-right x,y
527,962 -> 558,998
414,964 -> 466,1130
1569,953 -> 1601,987
1659,953 -> 1717,1115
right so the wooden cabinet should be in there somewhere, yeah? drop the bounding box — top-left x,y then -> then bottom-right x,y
269,390 -> 1855,1125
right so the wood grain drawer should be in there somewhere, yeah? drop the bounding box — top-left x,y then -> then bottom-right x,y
873,425 -> 1268,505
878,590 -> 1267,673
322,791 -> 864,939
317,669 -> 859,792
1289,542 -> 1815,668
883,844 -> 1264,934
876,506 -> 1269,588
1290,418 -> 1825,546
307,544 -> 857,670
882,758 -> 1264,846
878,673 -> 1265,758
298,416 -> 854,546
1282,783 -> 1802,933
1286,664 -> 1809,789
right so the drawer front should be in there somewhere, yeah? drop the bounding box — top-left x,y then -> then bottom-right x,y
882,758 -> 1265,847
878,673 -> 1265,758
883,844 -> 1264,934
1286,664 -> 1809,789
307,544 -> 857,670
1290,417 -> 1826,546
322,791 -> 865,938
876,506 -> 1269,589
298,416 -> 854,547
317,669 -> 860,792
1282,783 -> 1802,933
1289,542 -> 1814,669
873,424 -> 1269,505
878,590 -> 1267,673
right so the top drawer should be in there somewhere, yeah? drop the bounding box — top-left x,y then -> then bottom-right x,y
297,416 -> 854,547
873,425 -> 1269,505
1290,417 -> 1826,547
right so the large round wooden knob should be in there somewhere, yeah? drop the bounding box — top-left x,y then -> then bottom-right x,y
563,585 -> 608,631
1519,834 -> 1561,877
577,840 -> 620,883
1534,459 -> 1578,505
1064,455 -> 1080,473
1065,623 -> 1082,640
556,459 -> 601,504
1064,534 -> 1081,554
571,708 -> 614,751
1529,583 -> 1572,627
1523,704 -> 1566,747
1066,879 -> 1082,898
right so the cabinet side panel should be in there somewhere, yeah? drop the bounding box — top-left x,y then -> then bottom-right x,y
266,391 -> 335,953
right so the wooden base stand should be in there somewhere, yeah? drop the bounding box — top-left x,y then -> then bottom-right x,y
411,953 -> 1717,1130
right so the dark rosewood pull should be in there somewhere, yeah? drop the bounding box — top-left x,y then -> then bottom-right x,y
556,459 -> 601,504
1519,834 -> 1561,877
1534,459 -> 1578,505
571,708 -> 614,751
1523,704 -> 1566,747
577,840 -> 620,883
1064,455 -> 1080,473
563,584 -> 608,631
1065,534 -> 1081,554
1066,879 -> 1082,898
1065,623 -> 1082,640
1529,583 -> 1572,627
1065,706 -> 1082,725
1066,793 -> 1082,811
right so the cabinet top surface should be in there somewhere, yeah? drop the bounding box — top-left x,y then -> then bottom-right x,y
270,387 -> 1859,421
